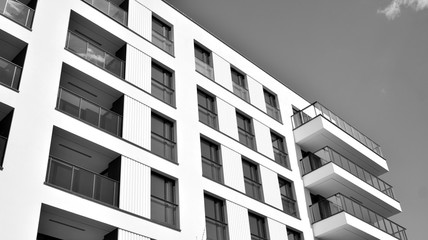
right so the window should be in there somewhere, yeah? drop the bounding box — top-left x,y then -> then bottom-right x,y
242,160 -> 262,201
151,172 -> 178,227
236,112 -> 256,150
195,43 -> 214,79
231,68 -> 249,102
198,90 -> 218,129
287,228 -> 302,240
248,212 -> 268,240
279,178 -> 298,217
204,195 -> 228,240
152,16 -> 174,54
263,89 -> 281,121
271,132 -> 289,169
152,62 -> 174,106
151,113 -> 176,162
201,138 -> 222,183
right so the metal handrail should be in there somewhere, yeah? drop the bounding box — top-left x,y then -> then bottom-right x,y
300,147 -> 395,199
309,193 -> 407,240
291,102 -> 384,158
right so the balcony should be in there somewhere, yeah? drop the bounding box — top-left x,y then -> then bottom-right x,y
47,156 -> 119,207
0,56 -> 21,90
0,102 -> 13,168
37,204 -> 118,240
57,87 -> 123,136
301,147 -> 401,217
292,102 -> 388,175
309,193 -> 407,240
83,0 -> 127,26
66,31 -> 125,78
195,57 -> 214,80
0,0 -> 35,28
152,30 -> 174,54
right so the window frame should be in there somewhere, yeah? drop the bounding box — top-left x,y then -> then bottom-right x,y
204,194 -> 228,240
152,15 -> 174,54
150,171 -> 179,227
271,131 -> 290,169
287,228 -> 303,240
231,67 -> 250,102
201,138 -> 223,183
151,61 -> 175,106
242,159 -> 263,201
263,88 -> 281,122
279,177 -> 298,218
248,212 -> 268,240
198,89 -> 218,129
151,112 -> 176,162
236,112 -> 256,150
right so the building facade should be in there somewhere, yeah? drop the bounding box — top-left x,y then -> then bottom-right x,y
0,0 -> 407,239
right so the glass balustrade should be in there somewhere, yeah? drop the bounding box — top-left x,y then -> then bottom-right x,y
0,0 -> 34,28
291,102 -> 384,157
198,106 -> 218,129
273,148 -> 290,169
0,56 -> 22,90
281,195 -> 298,217
66,32 -> 125,78
238,129 -> 255,150
310,193 -> 407,240
195,58 -> 214,80
151,195 -> 178,226
152,30 -> 174,54
206,217 -> 227,240
151,132 -> 176,162
301,147 -> 395,199
47,156 -> 119,207
83,0 -> 127,25
57,88 -> 123,136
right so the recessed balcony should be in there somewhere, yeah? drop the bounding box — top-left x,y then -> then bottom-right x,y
37,204 -> 118,240
0,0 -> 36,29
292,102 -> 388,175
309,193 -> 407,240
46,127 -> 121,208
83,0 -> 128,26
301,147 -> 401,217
0,29 -> 27,91
0,102 -> 13,168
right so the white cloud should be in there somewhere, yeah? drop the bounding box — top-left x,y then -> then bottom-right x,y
379,0 -> 428,19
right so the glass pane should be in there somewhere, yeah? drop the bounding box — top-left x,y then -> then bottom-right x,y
0,58 -> 20,89
93,0 -> 109,14
86,44 -> 105,68
80,99 -> 100,126
58,90 -> 80,117
67,34 -> 87,57
48,160 -> 73,190
4,0 -> 29,26
94,175 -> 115,205
151,197 -> 176,226
105,54 -> 122,77
100,109 -> 120,135
109,3 -> 126,24
72,168 -> 94,198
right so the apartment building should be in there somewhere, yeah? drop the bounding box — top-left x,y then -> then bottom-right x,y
0,0 -> 407,239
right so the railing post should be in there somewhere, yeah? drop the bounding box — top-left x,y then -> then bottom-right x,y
92,174 -> 96,199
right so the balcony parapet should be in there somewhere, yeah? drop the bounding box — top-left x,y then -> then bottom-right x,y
292,102 -> 383,158
46,156 -> 119,207
301,147 -> 395,200
310,193 -> 407,240
0,0 -> 34,28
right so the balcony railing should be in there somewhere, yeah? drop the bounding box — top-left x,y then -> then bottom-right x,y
151,132 -> 176,162
0,0 -> 34,28
151,195 -> 178,227
57,88 -> 123,136
152,30 -> 174,55
291,102 -> 384,157
0,136 -> 6,166
232,82 -> 249,102
310,193 -> 407,240
301,147 -> 395,199
46,156 -> 119,207
273,148 -> 290,169
199,106 -> 218,129
83,0 -> 127,26
0,56 -> 22,90
195,58 -> 214,80
66,31 -> 125,78
206,217 -> 227,240
266,104 -> 282,122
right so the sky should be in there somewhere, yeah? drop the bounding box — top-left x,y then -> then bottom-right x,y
163,0 -> 427,239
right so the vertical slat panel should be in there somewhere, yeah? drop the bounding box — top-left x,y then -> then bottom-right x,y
217,98 -> 238,140
247,76 -> 266,111
222,147 -> 245,192
226,201 -> 250,240
118,229 -> 150,240
259,166 -> 282,209
123,95 -> 151,149
128,0 -> 151,39
253,120 -> 274,158
119,156 -> 151,218
125,45 -> 151,91
212,53 -> 233,91
267,218 -> 287,240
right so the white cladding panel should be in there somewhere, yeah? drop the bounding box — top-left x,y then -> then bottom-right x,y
260,166 -> 282,209
123,96 -> 151,149
222,147 -> 245,192
128,0 -> 151,39
217,98 -> 239,140
247,76 -> 266,111
119,156 -> 151,218
118,229 -> 150,240
267,218 -> 287,240
212,53 -> 233,91
253,120 -> 274,158
226,201 -> 251,240
125,45 -> 151,91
